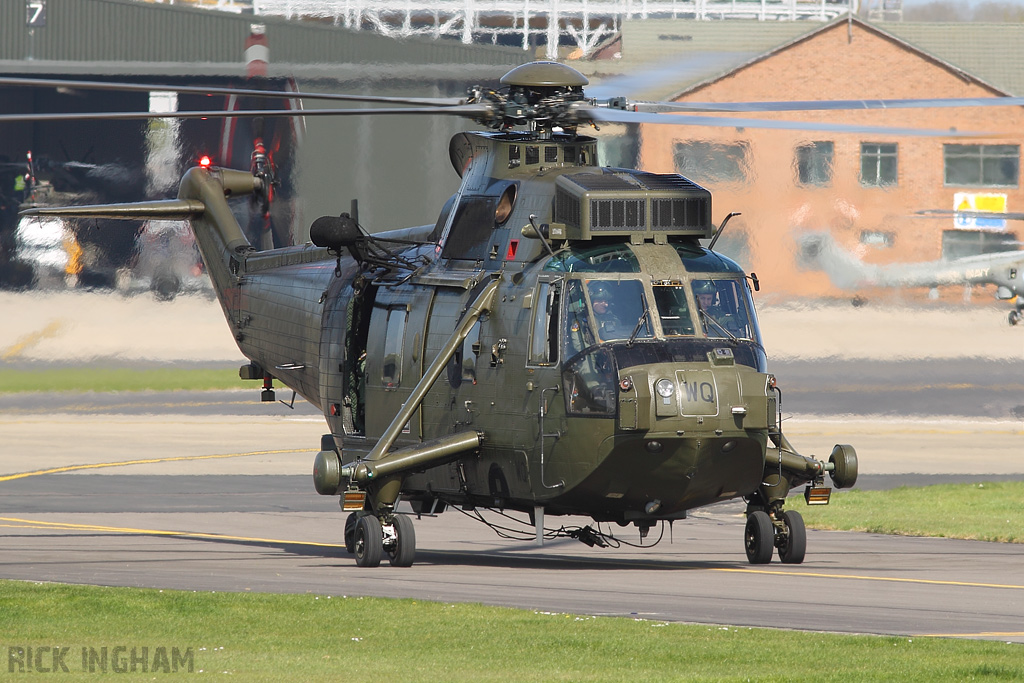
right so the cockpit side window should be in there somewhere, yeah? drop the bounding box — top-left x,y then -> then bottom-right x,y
652,284 -> 696,336
691,279 -> 757,340
528,281 -> 560,366
563,279 -> 596,359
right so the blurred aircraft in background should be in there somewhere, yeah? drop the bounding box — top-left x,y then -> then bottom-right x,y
798,225 -> 1024,324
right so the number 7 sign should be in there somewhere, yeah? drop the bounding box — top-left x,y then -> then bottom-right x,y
26,0 -> 47,27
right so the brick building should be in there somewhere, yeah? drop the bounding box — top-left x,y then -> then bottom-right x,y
630,17 -> 1024,299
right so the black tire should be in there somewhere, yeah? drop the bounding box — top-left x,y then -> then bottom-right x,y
1009,311 -> 1020,326
353,515 -> 382,568
388,514 -> 416,568
343,512 -> 358,554
829,445 -> 859,490
744,510 -> 774,565
778,510 -> 806,564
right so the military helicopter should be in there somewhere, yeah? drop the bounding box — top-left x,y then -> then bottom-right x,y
35,59 -> 1024,568
800,225 -> 1024,325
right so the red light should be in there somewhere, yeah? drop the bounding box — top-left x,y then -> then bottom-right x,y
199,155 -> 212,168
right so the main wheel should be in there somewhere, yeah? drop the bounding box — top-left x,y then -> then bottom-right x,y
1009,310 -> 1020,326
353,515 -> 382,568
778,510 -> 806,564
744,510 -> 774,565
343,512 -> 358,554
387,514 -> 416,567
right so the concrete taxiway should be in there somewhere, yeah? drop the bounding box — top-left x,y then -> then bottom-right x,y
2,396 -> 1024,642
2,291 -> 1024,640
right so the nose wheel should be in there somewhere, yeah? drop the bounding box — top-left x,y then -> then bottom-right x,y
744,508 -> 806,565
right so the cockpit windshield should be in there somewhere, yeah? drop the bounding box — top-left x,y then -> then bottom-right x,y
585,279 -> 652,344
691,278 -> 760,342
651,284 -> 696,336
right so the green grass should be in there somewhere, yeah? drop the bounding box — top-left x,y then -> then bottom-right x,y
1,580 -> 1021,681
0,367 -> 242,393
794,481 -> 1024,543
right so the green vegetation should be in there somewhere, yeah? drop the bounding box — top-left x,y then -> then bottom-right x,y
0,367 -> 241,393
1,580 -> 1020,681
794,481 -> 1024,543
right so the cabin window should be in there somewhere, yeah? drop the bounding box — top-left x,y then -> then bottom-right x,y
692,279 -> 757,341
860,142 -> 898,187
528,281 -> 560,366
795,141 -> 834,187
652,284 -> 696,336
381,306 -> 408,389
526,146 -> 539,165
944,144 -> 1019,187
544,146 -> 558,163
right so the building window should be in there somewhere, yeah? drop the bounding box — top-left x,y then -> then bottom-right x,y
795,141 -> 833,186
860,143 -> 898,187
944,144 -> 1019,187
673,141 -> 750,184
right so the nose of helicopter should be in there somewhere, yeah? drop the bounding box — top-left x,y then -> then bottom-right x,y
556,359 -> 775,519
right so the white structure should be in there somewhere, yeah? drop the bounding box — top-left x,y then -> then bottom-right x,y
149,1 -> 852,59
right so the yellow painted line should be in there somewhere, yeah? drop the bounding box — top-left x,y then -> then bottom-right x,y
713,567 -> 1024,591
1,321 -> 64,360
0,448 -> 315,483
6,517 -> 1024,593
0,516 -> 343,548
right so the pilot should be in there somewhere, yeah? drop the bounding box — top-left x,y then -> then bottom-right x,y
695,280 -> 745,337
694,281 -> 720,314
590,284 -> 623,340
695,280 -> 731,334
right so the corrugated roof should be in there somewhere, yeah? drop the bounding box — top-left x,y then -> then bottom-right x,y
0,0 -> 524,79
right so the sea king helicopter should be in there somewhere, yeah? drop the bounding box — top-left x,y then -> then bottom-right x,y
29,59 -> 1021,568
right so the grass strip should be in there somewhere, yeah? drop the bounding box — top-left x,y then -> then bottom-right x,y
794,481 -> 1024,543
0,367 -> 242,393
1,580 -> 1021,681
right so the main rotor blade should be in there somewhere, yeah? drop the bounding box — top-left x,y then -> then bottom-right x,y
634,96 -> 1024,114
0,75 -> 465,107
0,104 -> 490,123
584,106 -> 1008,138
915,209 -> 1024,222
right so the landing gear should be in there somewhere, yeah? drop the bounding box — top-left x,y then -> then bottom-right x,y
386,514 -> 416,567
353,515 -> 383,567
744,508 -> 806,565
744,510 -> 774,564
1010,309 -> 1021,326
777,509 -> 806,564
348,512 -> 417,568
344,512 -> 358,554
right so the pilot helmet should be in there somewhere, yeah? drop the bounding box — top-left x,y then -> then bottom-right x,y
591,284 -> 611,302
694,281 -> 717,295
